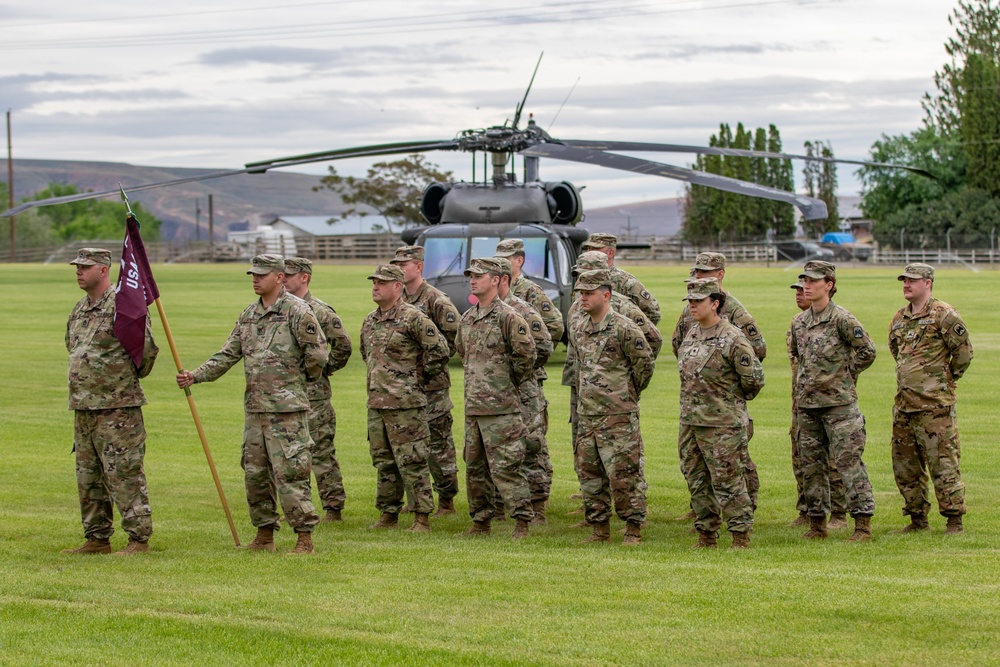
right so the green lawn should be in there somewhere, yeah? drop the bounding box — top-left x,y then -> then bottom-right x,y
1,262 -> 998,666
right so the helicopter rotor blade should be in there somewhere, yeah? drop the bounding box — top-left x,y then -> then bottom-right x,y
559,139 -> 935,180
512,52 -> 544,130
522,143 -> 829,220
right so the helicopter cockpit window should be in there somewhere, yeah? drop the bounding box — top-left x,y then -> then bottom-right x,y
470,237 -> 501,262
520,237 -> 555,283
423,237 -> 467,278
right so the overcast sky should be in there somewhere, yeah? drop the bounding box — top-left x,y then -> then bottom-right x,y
1,0 -> 962,208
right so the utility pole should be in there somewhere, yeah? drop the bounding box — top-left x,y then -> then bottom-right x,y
195,198 -> 201,242
6,110 -> 14,262
208,194 -> 214,262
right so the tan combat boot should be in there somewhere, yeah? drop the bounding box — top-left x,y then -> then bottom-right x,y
433,497 -> 456,517
693,529 -> 717,549
529,500 -> 548,526
323,509 -> 343,523
582,520 -> 611,544
827,512 -> 849,530
570,519 -> 591,529
112,539 -> 150,556
945,515 -> 964,535
370,512 -> 399,529
512,518 -> 531,539
731,531 -> 751,549
802,516 -> 828,539
400,504 -> 413,514
61,537 -> 112,555
787,513 -> 809,527
408,513 -> 431,533
622,521 -> 643,546
848,515 -> 872,542
245,527 -> 276,551
290,531 -> 314,555
675,509 -> 697,521
462,519 -> 491,536
894,513 -> 929,533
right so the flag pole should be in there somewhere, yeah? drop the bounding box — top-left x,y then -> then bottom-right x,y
119,185 -> 240,547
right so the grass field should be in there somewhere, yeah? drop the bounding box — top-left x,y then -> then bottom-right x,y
1,261 -> 998,666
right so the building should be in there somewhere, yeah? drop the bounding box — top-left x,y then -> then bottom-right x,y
229,214 -> 402,260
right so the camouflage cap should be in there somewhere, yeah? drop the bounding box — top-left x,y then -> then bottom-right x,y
683,277 -> 722,300
574,269 -> 613,291
283,257 -> 313,275
367,264 -> 405,282
69,248 -> 112,267
495,238 -> 525,257
581,233 -> 618,250
572,250 -> 610,275
464,257 -> 505,276
492,256 -> 513,277
790,279 -> 806,290
247,254 -> 285,275
799,260 -> 836,280
898,262 -> 934,281
389,245 -> 425,264
693,251 -> 726,271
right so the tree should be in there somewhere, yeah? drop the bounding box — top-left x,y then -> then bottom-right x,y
315,154 -> 453,233
801,140 -> 839,237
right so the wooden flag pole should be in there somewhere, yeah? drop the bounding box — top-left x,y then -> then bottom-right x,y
154,298 -> 241,547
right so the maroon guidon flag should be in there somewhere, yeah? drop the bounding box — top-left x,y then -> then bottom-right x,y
113,214 -> 160,368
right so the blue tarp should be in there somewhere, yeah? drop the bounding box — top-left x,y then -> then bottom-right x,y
821,232 -> 855,245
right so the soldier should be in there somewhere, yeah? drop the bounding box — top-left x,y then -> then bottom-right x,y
63,248 -> 159,556
283,257 -> 353,522
580,232 -> 661,324
572,269 -> 654,546
389,245 -> 462,516
677,278 -> 764,549
495,256 -> 554,525
456,257 -> 537,538
671,251 -> 764,520
789,260 -> 877,542
889,263 -> 973,534
360,264 -> 450,533
788,279 -> 848,528
177,254 -> 326,554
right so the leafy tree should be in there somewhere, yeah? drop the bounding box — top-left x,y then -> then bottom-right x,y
961,52 -> 1000,196
801,140 -> 839,237
874,187 -> 1000,248
315,154 -> 453,232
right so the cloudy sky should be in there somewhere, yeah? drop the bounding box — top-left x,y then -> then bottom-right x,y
1,0 -> 962,208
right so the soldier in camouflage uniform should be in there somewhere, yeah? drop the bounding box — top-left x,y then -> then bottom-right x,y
495,256 -> 554,525
672,252 -> 764,520
63,248 -> 159,556
889,263 -> 973,534
571,269 -> 654,546
360,264 -> 450,533
456,257 -> 537,538
283,258 -> 353,522
389,245 -> 462,516
177,254 -> 327,554
677,278 -> 764,549
580,233 -> 661,324
788,261 -> 877,542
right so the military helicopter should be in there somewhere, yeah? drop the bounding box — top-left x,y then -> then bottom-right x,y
3,59 -> 931,326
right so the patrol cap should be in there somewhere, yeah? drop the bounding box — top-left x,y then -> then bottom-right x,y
464,257 -> 503,276
247,254 -> 285,275
581,233 -> 618,251
367,264 -> 404,283
389,245 -> 425,264
790,279 -> 805,290
492,256 -> 513,277
898,262 -> 934,281
799,260 -> 836,280
693,252 -> 726,271
283,257 -> 313,275
69,248 -> 112,267
683,277 -> 721,300
495,239 -> 525,257
572,250 -> 610,275
574,269 -> 612,292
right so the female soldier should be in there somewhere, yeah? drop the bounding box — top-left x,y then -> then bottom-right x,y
677,278 -> 764,549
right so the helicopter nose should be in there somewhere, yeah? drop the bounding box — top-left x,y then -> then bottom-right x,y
468,294 -> 478,306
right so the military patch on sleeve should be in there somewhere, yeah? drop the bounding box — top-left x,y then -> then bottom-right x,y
531,321 -> 541,332
635,338 -> 644,350
426,326 -> 437,337
541,302 -> 552,312
746,325 -> 758,337
740,353 -> 751,367
641,290 -> 650,299
306,323 -> 317,335
853,326 -> 864,339
446,312 -> 456,323
518,324 -> 527,335
332,319 -> 342,329
954,323 -> 967,337
635,316 -> 645,325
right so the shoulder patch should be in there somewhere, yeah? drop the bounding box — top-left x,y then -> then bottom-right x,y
426,325 -> 437,337
541,302 -> 552,312
445,311 -> 456,323
635,316 -> 645,326
739,353 -> 751,367
641,290 -> 651,300
518,324 -> 527,335
853,326 -> 864,339
954,323 -> 967,337
306,322 -> 317,335
332,318 -> 342,329
531,321 -> 541,332
635,338 -> 644,350
746,324 -> 758,337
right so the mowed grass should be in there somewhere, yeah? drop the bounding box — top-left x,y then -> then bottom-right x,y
1,261 -> 999,666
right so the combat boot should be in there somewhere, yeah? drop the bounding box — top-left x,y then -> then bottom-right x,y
675,509 -> 696,521
245,527 -> 276,551
400,504 -> 413,514
492,506 -> 508,522
433,497 -> 456,517
582,520 -> 611,543
894,514 -> 929,533
408,513 -> 431,533
568,505 -> 585,516
112,539 -> 149,556
945,515 -> 964,535
693,529 -> 717,549
512,518 -> 531,539
290,531 -> 314,555
570,519 -> 591,529
622,521 -> 643,546
462,519 -> 491,536
731,531 -> 751,549
370,512 -> 399,529
61,537 -> 112,555
529,500 -> 547,526
323,509 -> 343,523
848,515 -> 872,542
802,516 -> 828,540
787,513 -> 809,527
827,512 -> 849,530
